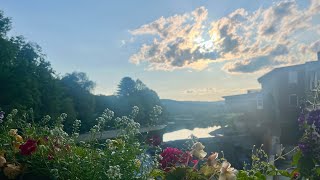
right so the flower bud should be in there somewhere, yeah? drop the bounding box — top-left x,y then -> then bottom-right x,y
15,135 -> 23,142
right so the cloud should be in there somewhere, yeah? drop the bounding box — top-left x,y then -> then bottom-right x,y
183,87 -> 218,95
310,40 -> 320,52
183,87 -> 259,98
129,0 -> 320,73
129,7 -> 215,71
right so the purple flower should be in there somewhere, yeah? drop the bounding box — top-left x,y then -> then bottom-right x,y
306,109 -> 320,126
298,143 -> 310,154
298,113 -> 305,125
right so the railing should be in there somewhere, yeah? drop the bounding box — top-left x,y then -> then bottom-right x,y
78,125 -> 166,141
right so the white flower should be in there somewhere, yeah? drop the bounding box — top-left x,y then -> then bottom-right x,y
8,129 -> 18,136
107,165 -> 122,179
190,142 -> 207,159
219,161 -> 237,180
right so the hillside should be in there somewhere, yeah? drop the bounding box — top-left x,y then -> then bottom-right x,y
161,99 -> 226,116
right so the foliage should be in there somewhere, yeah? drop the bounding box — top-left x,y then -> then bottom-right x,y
292,86 -> 320,179
0,10 -> 164,133
0,108 -> 158,180
115,77 -> 163,126
236,145 -> 293,180
150,141 -> 238,180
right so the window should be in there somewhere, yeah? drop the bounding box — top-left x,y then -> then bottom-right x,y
256,94 -> 263,109
288,71 -> 298,84
289,94 -> 298,107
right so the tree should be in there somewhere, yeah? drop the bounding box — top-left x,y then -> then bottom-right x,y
61,72 -> 95,92
117,77 -> 136,97
114,77 -> 163,125
61,72 -> 96,132
0,10 -> 165,134
0,10 -> 11,37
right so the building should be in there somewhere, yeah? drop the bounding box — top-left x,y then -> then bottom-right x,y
258,52 -> 320,143
223,89 -> 263,113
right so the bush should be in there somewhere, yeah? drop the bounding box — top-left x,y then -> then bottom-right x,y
0,107 -> 158,179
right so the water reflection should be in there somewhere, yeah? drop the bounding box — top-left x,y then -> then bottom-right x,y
163,126 -> 221,142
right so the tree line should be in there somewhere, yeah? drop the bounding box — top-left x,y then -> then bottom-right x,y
0,10 -> 164,133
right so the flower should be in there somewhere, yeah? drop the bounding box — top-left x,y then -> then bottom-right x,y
191,159 -> 199,169
190,142 -> 207,159
293,172 -> 300,179
8,129 -> 18,136
48,154 -> 54,160
207,152 -> 219,166
179,151 -> 192,165
19,139 -> 37,155
3,164 -> 21,179
0,156 -> 6,167
306,109 -> 320,130
134,159 -> 141,168
160,147 -> 183,171
15,135 -> 23,142
107,165 -> 122,179
219,161 -> 237,180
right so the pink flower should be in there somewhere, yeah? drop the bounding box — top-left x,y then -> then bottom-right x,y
47,154 -> 54,160
160,147 -> 183,171
179,151 -> 192,164
19,139 -> 37,156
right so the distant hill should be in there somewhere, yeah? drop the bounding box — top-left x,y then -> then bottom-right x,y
161,99 -> 226,117
161,99 -> 227,129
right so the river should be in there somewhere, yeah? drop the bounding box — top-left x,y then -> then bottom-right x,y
163,125 -> 222,142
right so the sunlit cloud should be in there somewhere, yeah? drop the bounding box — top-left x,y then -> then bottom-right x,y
182,87 -> 259,96
129,0 -> 320,73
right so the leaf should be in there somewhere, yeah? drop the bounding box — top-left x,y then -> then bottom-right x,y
278,170 -> 290,177
315,167 -> 320,176
298,156 -> 315,178
254,172 -> 266,180
149,169 -> 165,179
166,167 -> 188,180
186,169 -> 207,180
292,150 -> 302,166
199,165 -> 218,177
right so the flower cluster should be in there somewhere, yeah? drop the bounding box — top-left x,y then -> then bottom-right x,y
297,110 -> 320,161
0,129 -> 26,179
0,108 -> 152,179
107,165 -> 122,179
157,142 -> 237,180
19,139 -> 37,156
294,94 -> 320,179
160,147 -> 181,169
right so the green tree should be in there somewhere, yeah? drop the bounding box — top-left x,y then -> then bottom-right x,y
61,72 -> 96,132
117,77 -> 136,97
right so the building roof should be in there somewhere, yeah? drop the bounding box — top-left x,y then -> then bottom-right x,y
258,61 -> 320,83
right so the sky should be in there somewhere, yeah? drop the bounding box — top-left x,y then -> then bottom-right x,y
1,0 -> 320,101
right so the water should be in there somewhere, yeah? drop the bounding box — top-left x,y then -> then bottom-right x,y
163,126 -> 221,142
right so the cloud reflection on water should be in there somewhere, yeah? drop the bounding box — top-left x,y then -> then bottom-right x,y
163,126 -> 221,142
